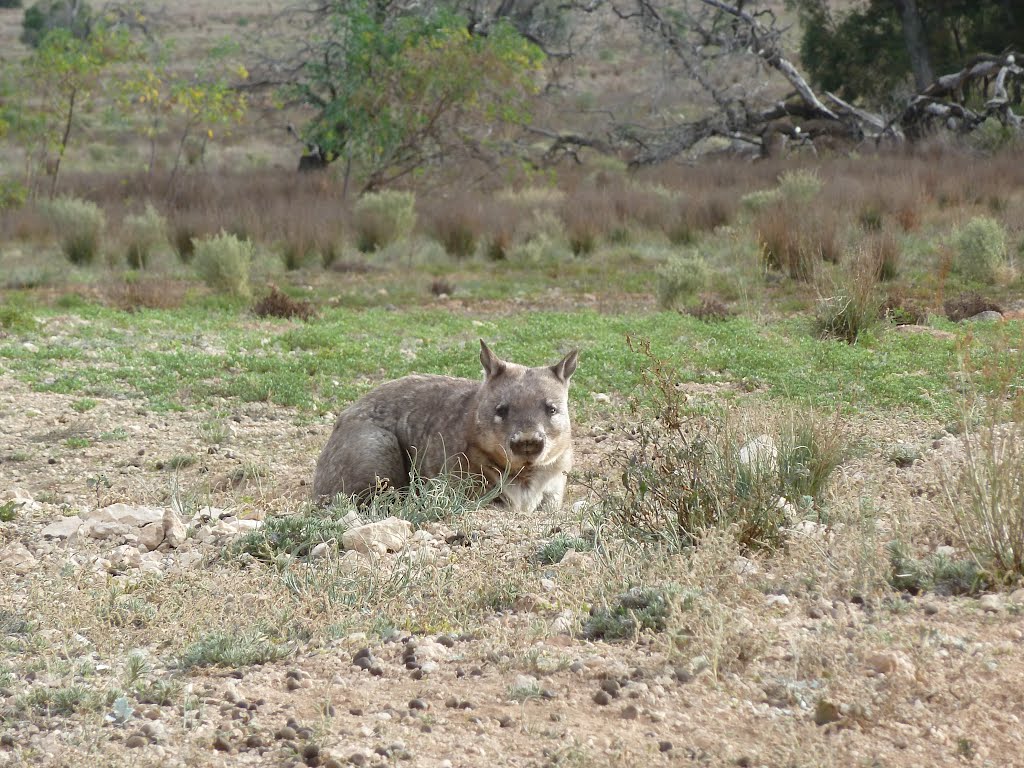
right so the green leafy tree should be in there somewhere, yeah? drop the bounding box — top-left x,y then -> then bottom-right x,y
20,0 -> 92,48
122,38 -> 248,190
275,1 -> 544,191
791,0 -> 1024,107
9,24 -> 136,196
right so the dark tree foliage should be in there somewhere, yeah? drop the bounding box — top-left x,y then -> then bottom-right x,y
20,0 -> 92,48
790,0 -> 1024,107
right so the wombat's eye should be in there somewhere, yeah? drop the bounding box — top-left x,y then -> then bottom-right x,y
495,404 -> 509,419
545,404 -> 558,416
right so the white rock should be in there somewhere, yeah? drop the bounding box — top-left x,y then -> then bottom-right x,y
138,522 -> 164,552
309,542 -> 331,560
549,611 -> 574,636
413,640 -> 449,662
41,516 -> 83,539
557,548 -> 594,569
1,542 -> 37,574
342,517 -> 413,554
512,674 -> 539,693
738,435 -> 778,471
765,594 -> 790,608
980,594 -> 1005,613
162,507 -> 188,548
731,555 -> 760,576
87,503 -> 164,528
591,393 -> 611,404
1008,588 -> 1024,606
339,510 -> 365,529
935,545 -> 958,558
81,520 -> 133,540
789,520 -> 826,538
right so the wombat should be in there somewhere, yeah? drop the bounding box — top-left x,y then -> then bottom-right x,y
313,341 -> 578,514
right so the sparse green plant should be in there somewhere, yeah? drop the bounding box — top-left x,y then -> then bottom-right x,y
887,540 -> 989,596
354,190 -> 417,252
17,684 -> 106,716
656,253 -> 709,310
889,443 -> 921,468
97,584 -> 157,628
180,628 -> 291,669
44,196 -> 106,265
193,231 -> 253,298
0,179 -> 27,209
582,586 -> 673,641
0,501 -> 21,523
739,188 -> 781,212
507,677 -> 543,702
71,397 -> 96,413
165,454 -> 197,470
65,436 -> 90,449
122,203 -> 167,269
429,207 -> 479,258
231,504 -> 353,562
534,534 -> 594,565
952,216 -> 1009,284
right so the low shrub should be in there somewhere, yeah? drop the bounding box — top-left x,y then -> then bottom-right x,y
656,253 -> 709,310
353,190 -> 417,252
756,201 -> 840,280
952,216 -> 1008,284
122,203 -> 167,269
943,291 -> 1002,322
814,252 -> 882,343
44,196 -> 106,265
583,586 -> 673,640
193,231 -> 253,298
252,285 -> 316,320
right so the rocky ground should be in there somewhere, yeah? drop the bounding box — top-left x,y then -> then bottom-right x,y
2,373 -> 1024,768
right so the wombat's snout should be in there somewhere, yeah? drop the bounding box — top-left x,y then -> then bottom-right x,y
510,432 -> 545,458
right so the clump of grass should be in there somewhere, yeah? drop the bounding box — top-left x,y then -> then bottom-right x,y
952,216 -> 1009,284
122,203 -> 167,269
252,285 -> 316,320
865,229 -> 900,281
881,292 -> 929,325
814,252 -> 882,343
756,202 -> 840,280
941,392 -> 1024,585
193,231 -> 253,298
684,296 -> 733,322
611,339 -> 845,550
777,168 -> 822,202
887,541 -> 989,596
44,196 -> 106,265
179,628 -> 291,669
656,253 -> 710,310
354,190 -> 417,252
582,586 -> 673,641
426,203 -> 480,258
17,685 -> 107,716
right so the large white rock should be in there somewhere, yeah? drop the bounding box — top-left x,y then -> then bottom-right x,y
41,517 -> 83,539
162,507 -> 188,548
87,503 -> 164,528
1,542 -> 37,574
342,517 -> 413,555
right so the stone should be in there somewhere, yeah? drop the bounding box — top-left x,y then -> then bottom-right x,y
967,310 -> 1003,323
738,435 -> 778,471
1008,588 -> 1024,606
593,691 -> 612,706
81,520 -> 133,540
40,516 -> 82,539
864,652 -> 898,676
138,522 -> 164,552
979,594 -> 1004,613
549,612 -> 574,636
814,700 -> 842,726
163,507 -> 188,548
0,542 -> 37,574
341,518 -> 413,555
87,503 -> 164,528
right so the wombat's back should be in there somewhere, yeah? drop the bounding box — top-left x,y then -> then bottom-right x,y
312,375 -> 480,501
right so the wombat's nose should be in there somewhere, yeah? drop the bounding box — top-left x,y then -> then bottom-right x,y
510,436 -> 545,458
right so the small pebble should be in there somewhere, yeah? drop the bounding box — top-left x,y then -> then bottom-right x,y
600,679 -> 621,697
498,715 -> 515,728
409,698 -> 428,711
658,741 -> 673,753
126,734 -> 147,749
621,704 -> 639,720
348,752 -> 367,766
275,727 -> 298,741
593,691 -> 612,706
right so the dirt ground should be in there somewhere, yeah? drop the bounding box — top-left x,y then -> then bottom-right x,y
3,368 -> 1024,768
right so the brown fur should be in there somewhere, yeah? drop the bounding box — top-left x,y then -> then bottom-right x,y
312,341 -> 578,513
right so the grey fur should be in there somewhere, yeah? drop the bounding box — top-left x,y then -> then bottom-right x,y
313,341 -> 578,514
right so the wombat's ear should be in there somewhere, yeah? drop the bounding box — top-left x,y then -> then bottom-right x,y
550,349 -> 579,383
479,340 -> 506,380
